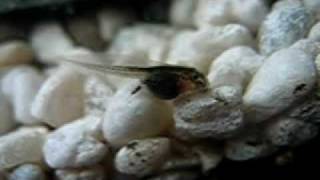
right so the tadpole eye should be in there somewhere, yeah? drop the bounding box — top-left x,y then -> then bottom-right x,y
191,73 -> 199,79
191,72 -> 207,87
191,73 -> 199,80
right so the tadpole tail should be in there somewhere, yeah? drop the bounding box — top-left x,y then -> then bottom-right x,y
61,57 -> 149,79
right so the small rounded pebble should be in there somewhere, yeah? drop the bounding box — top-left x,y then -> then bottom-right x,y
43,116 -> 108,168
286,95 -> 320,122
194,0 -> 232,28
290,39 -> 320,59
103,81 -> 173,147
1,66 -> 30,97
1,66 -> 45,124
230,0 -> 269,33
84,76 -> 114,116
265,118 -> 318,146
30,22 -> 74,64
54,166 -> 106,180
0,41 -> 33,67
115,138 -> 171,177
9,164 -> 46,180
167,24 -> 254,73
167,145 -> 219,173
208,46 -> 264,102
167,30 -> 206,70
272,0 -> 302,10
194,0 -> 268,33
316,54 -> 320,72
259,3 -> 314,55
108,24 -> 176,62
173,92 -> 244,140
0,126 -> 48,169
308,22 -> 320,42
243,47 -> 317,122
225,130 -> 277,161
31,66 -> 85,127
211,86 -> 242,104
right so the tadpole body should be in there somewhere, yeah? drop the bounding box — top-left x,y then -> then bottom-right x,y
144,71 -> 181,99
63,58 -> 208,99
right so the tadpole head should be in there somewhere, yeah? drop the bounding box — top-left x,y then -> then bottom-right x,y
143,68 -> 208,100
184,70 -> 208,89
174,68 -> 208,95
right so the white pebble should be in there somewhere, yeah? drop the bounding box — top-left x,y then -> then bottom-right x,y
194,0 -> 232,28
84,76 -> 114,116
265,118 -> 318,146
194,0 -> 268,32
316,54 -> 320,71
225,130 -> 276,161
0,91 -> 14,135
170,0 -> 197,27
287,95 -> 320,122
208,46 -> 264,102
103,81 -> 173,147
259,3 -> 314,55
0,41 -> 33,67
43,116 -> 107,168
98,8 -> 133,42
108,24 -> 177,62
31,66 -> 85,127
173,92 -> 244,140
1,66 -> 27,98
308,22 -> 320,42
211,86 -> 242,104
55,166 -> 106,180
31,22 -> 74,64
1,66 -> 45,124
0,126 -> 48,169
230,0 -> 269,33
115,138 -> 171,177
9,164 -> 46,180
290,39 -> 320,59
272,0 -> 302,10
166,30 -> 205,71
167,24 -> 254,73
243,47 -> 317,123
